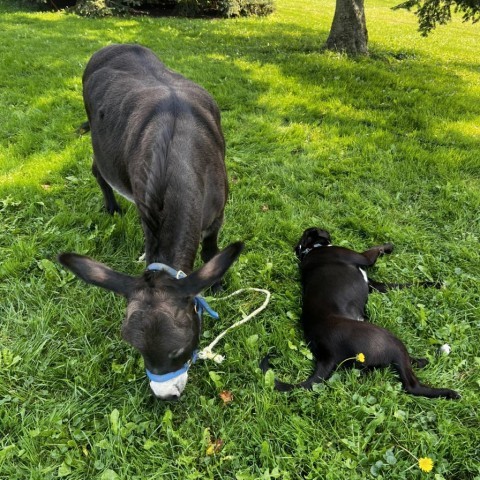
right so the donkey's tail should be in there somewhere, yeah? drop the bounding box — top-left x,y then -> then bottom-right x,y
78,120 -> 90,134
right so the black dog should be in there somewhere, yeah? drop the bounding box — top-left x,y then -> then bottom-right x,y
261,228 -> 459,399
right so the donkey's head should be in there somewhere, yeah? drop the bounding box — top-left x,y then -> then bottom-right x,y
58,242 -> 243,400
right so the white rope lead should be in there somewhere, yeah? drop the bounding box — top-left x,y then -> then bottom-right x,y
197,288 -> 271,364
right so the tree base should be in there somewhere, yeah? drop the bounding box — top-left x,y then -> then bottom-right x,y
325,0 -> 369,55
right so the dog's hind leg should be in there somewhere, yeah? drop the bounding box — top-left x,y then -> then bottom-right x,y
260,355 -> 335,392
368,279 -> 412,293
368,279 -> 441,293
393,352 -> 460,399
298,359 -> 336,390
410,357 -> 428,368
368,280 -> 391,293
260,354 -> 296,391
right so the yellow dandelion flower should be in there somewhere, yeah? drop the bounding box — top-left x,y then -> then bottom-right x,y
206,444 -> 215,456
356,353 -> 365,363
418,457 -> 434,473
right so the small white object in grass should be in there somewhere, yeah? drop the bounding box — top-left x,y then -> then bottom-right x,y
438,343 -> 451,355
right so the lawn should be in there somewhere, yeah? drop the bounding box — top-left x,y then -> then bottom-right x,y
0,0 -> 479,478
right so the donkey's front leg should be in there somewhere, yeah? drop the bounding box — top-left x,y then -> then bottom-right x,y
200,216 -> 226,292
201,216 -> 223,264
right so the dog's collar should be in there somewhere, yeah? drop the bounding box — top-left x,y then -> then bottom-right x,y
298,242 -> 331,260
144,262 -> 218,383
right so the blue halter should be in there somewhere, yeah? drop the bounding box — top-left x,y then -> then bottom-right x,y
144,262 -> 218,383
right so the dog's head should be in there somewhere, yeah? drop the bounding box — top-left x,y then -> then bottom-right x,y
58,242 -> 243,401
295,228 -> 332,260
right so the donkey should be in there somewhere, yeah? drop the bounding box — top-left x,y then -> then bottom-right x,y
59,44 -> 241,400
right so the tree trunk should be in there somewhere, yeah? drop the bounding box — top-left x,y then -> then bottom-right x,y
325,0 -> 369,55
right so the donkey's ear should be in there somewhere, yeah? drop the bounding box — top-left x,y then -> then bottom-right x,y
177,242 -> 244,296
58,253 -> 136,297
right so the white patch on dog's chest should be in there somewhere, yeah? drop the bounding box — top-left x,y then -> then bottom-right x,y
359,268 -> 368,284
355,268 -> 368,322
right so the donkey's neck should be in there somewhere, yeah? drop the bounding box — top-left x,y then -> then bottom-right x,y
139,179 -> 200,272
144,230 -> 198,273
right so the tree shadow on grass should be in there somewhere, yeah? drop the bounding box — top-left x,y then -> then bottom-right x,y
0,10 -> 478,242
2,11 -> 478,136
207,23 -> 479,136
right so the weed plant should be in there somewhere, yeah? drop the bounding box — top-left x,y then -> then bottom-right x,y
0,0 -> 479,478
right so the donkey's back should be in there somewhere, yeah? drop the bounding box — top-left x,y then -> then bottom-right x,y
82,44 -> 228,270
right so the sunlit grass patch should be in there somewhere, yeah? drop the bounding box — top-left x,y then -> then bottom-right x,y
0,0 -> 479,478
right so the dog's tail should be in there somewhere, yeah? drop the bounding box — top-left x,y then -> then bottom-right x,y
368,280 -> 441,293
260,354 -> 321,392
78,120 -> 90,135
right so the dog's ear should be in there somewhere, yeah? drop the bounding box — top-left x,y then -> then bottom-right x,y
316,229 -> 331,245
294,242 -> 304,257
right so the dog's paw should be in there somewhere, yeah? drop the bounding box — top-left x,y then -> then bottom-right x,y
259,353 -> 273,373
421,281 -> 442,289
382,243 -> 394,255
412,357 -> 429,369
444,389 -> 461,400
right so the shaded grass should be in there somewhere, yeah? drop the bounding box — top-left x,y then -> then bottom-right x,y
0,0 -> 479,479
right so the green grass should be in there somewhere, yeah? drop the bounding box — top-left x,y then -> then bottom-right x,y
0,0 -> 479,478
